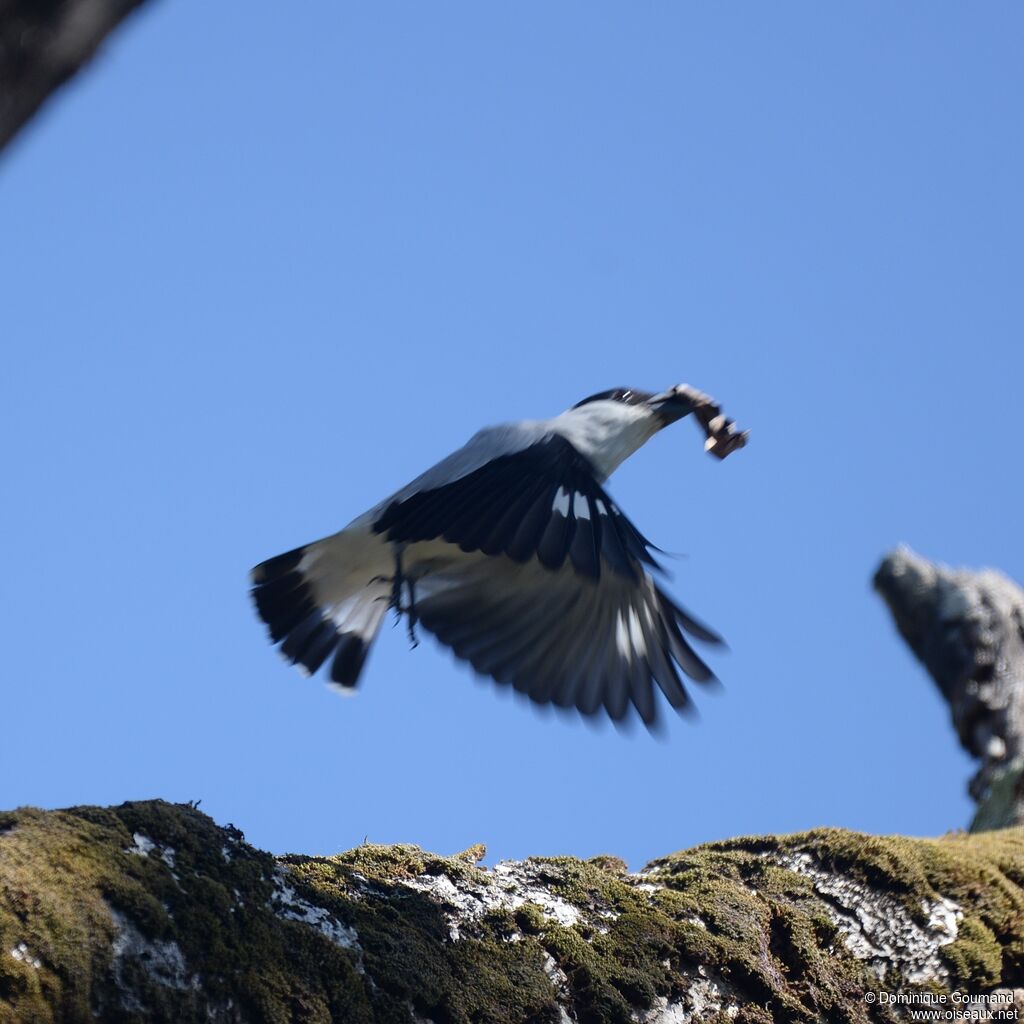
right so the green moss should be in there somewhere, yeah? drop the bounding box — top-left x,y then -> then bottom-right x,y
514,903 -> 548,935
291,841 -> 487,889
0,802 -> 372,1024
2,802 -> 1024,1024
638,827 -> 1024,1022
587,855 -> 628,876
281,850 -> 560,1024
941,917 -> 1003,988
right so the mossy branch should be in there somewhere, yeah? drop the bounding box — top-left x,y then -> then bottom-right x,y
2,801 -> 1023,1023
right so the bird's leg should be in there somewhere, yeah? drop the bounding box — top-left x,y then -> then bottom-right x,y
389,547 -> 405,622
381,546 -> 420,648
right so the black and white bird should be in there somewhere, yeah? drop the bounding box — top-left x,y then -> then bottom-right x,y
250,384 -> 747,727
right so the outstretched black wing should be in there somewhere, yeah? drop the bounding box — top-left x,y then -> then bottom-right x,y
413,556 -> 723,727
372,434 -> 660,580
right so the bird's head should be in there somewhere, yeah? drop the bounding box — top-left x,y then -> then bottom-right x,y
570,384 -> 748,460
571,385 -> 696,423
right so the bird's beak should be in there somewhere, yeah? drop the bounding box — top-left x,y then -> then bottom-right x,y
646,386 -> 696,427
647,384 -> 749,458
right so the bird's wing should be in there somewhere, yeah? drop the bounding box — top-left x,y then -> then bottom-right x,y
372,433 -> 660,580
413,554 -> 721,726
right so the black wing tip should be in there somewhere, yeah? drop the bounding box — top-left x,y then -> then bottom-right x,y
657,587 -> 727,647
673,642 -> 719,688
563,693 -> 681,735
685,618 -> 726,647
454,654 -> 706,731
689,664 -> 719,687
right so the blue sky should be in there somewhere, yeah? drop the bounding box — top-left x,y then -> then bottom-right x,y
3,3 -> 1022,868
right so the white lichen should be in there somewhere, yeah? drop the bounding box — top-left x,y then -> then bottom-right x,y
492,862 -> 584,926
540,951 -> 575,1024
633,882 -> 662,894
399,859 -> 587,941
774,851 -> 962,983
127,833 -> 156,857
9,942 -> 42,969
269,871 -> 361,952
635,967 -> 741,1023
107,906 -> 199,999
542,952 -> 570,989
126,833 -> 176,870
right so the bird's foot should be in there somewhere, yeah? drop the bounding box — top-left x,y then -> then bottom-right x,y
390,556 -> 404,621
380,549 -> 420,648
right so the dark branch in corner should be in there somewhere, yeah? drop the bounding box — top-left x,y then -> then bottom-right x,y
0,0 -> 153,154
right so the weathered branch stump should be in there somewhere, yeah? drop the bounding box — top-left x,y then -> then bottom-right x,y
875,547 -> 1024,831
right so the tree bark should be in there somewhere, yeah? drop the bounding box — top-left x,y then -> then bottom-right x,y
875,547 -> 1024,831
0,0 -> 152,155
1,800 -> 1022,1024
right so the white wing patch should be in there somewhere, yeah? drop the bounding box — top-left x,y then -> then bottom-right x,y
627,606 -> 646,654
551,487 -> 593,522
614,607 -> 646,658
615,611 -> 631,658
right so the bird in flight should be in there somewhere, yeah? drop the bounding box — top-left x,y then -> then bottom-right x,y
250,384 -> 747,727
